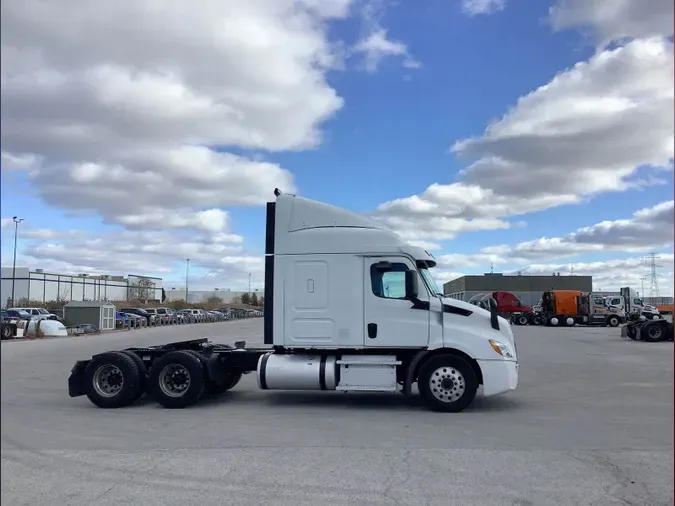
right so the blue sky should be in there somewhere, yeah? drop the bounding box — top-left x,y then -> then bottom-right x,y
1,0 -> 673,295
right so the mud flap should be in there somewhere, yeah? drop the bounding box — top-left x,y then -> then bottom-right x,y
68,360 -> 90,397
620,326 -> 628,338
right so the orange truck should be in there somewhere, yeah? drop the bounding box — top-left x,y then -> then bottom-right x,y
657,304 -> 673,315
538,290 -> 626,327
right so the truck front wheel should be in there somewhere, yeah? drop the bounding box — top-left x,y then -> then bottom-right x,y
607,316 -> 620,328
417,355 -> 478,413
516,315 -> 529,326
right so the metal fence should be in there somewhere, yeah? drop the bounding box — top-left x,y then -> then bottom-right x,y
1,270 -> 163,306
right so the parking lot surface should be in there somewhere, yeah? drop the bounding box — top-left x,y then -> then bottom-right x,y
2,320 -> 672,505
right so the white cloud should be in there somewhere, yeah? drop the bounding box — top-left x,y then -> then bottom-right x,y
432,200 -> 675,273
351,0 -> 420,72
513,255 -> 675,295
461,0 -> 506,17
1,0 -> 349,229
353,28 -> 420,72
4,227 -> 262,290
481,200 -> 675,261
375,37 -> 674,241
550,0 -> 674,48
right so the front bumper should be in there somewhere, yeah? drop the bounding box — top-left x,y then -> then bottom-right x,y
477,359 -> 519,397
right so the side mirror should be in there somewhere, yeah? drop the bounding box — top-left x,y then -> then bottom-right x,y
404,270 -> 419,299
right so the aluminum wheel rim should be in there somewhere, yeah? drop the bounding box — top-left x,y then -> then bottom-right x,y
93,365 -> 124,398
158,364 -> 191,398
429,366 -> 465,403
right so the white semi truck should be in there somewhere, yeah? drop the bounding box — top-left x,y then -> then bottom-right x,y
68,190 -> 519,413
606,288 -> 662,320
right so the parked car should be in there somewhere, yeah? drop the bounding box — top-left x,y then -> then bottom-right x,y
1,309 -> 33,321
153,307 -> 174,324
143,308 -> 162,324
179,308 -> 206,322
8,307 -> 59,320
115,312 -> 129,328
50,308 -> 65,320
120,307 -> 154,325
73,323 -> 99,334
121,312 -> 145,327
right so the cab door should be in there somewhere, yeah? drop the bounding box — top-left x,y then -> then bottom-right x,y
590,295 -> 607,324
363,257 -> 430,348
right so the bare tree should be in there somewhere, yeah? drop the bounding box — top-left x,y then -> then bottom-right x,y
128,276 -> 156,301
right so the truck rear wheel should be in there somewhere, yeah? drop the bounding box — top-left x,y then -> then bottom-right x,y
516,315 -> 529,326
84,351 -> 143,408
209,371 -> 243,394
417,355 -> 478,413
641,321 -> 665,342
148,350 -> 206,409
118,351 -> 147,402
626,325 -> 638,340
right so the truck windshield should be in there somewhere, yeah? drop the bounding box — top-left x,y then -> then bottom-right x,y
418,267 -> 440,296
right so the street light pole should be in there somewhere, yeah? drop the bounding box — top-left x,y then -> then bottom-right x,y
248,273 -> 252,307
10,216 -> 24,307
185,258 -> 190,303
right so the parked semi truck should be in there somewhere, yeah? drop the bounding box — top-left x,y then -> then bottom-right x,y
468,292 -> 534,325
539,290 -> 626,327
68,190 -> 519,413
605,288 -> 662,320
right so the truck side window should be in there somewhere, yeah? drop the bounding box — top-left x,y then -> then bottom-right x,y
370,262 -> 408,299
593,297 -> 604,305
633,298 -> 642,306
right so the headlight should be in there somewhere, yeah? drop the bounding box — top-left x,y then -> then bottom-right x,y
489,339 -> 514,359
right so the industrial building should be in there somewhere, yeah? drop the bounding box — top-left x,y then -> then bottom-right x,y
443,273 -> 593,307
1,267 -> 163,307
164,287 -> 262,304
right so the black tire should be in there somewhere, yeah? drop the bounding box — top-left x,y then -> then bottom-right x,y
532,315 -> 542,325
516,315 -> 529,326
84,351 -> 143,408
2,325 -> 13,340
627,325 -> 638,340
641,321 -> 665,342
607,316 -> 620,328
148,350 -> 206,409
208,371 -> 243,394
417,354 -> 479,413
118,351 -> 148,402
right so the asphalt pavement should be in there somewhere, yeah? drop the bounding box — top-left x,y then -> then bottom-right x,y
1,319 -> 673,505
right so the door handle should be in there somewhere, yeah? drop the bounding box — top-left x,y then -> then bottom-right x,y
367,323 -> 377,339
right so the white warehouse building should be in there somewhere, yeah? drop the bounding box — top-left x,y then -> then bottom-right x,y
0,267 -> 163,307
165,287 -> 263,304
